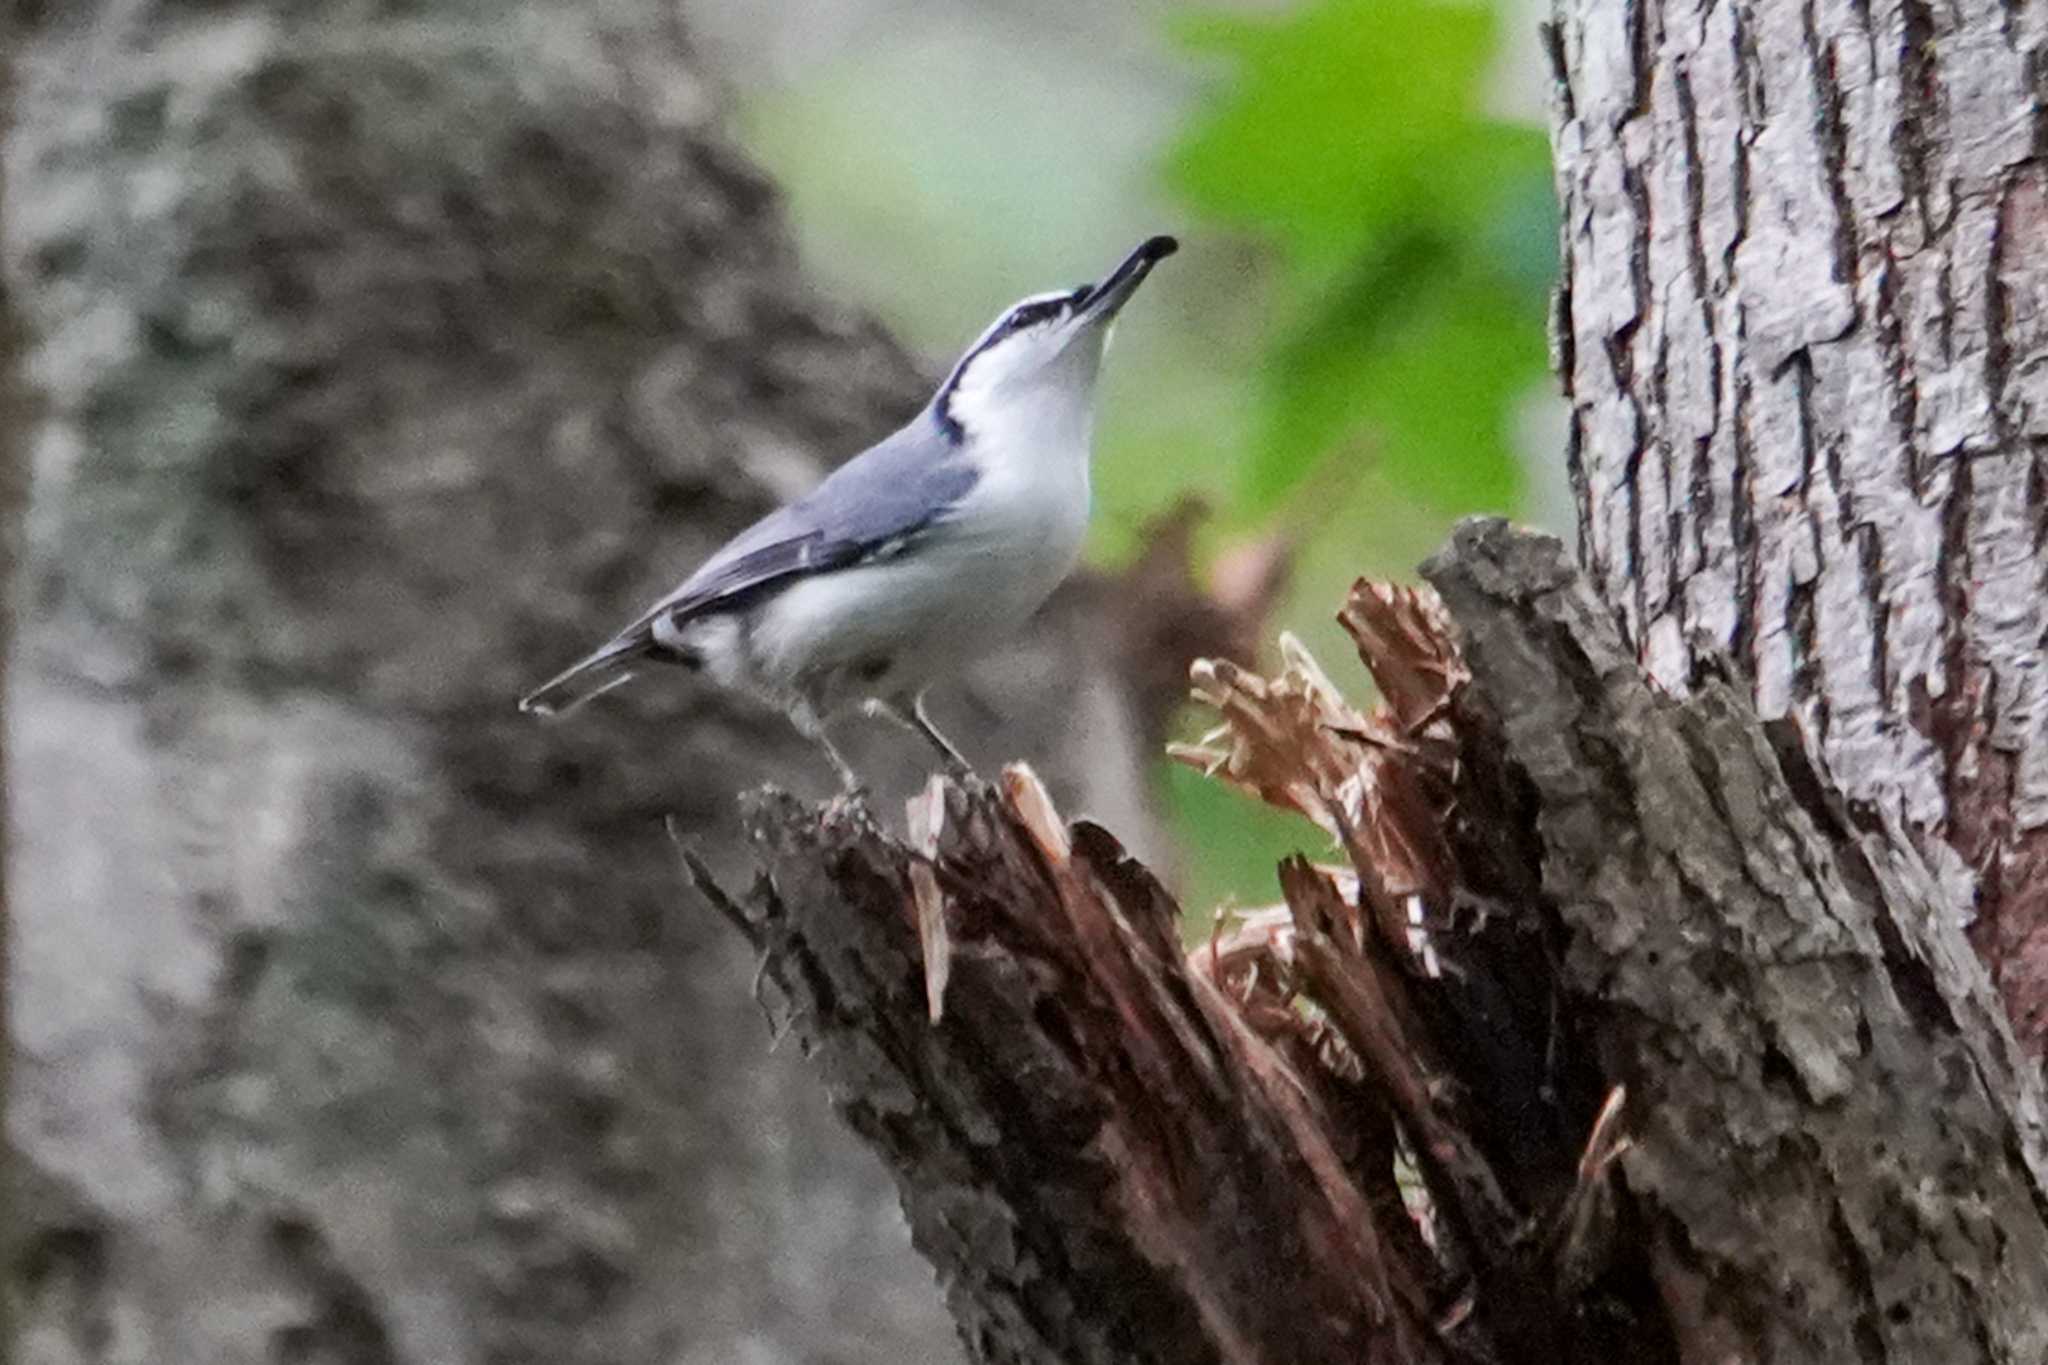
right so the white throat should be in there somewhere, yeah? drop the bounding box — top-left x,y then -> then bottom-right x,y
945,330 -> 1107,471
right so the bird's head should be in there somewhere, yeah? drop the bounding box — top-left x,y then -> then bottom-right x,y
935,234 -> 1177,443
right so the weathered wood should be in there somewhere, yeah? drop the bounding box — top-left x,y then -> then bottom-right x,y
690,777 -> 1442,1365
1547,0 -> 2048,1045
1427,518 -> 2048,1364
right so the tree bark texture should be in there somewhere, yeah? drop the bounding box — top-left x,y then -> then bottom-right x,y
0,4 -> 1216,1361
0,13 -> 22,1358
1547,0 -> 2048,1043
704,519 -> 2048,1363
1429,521 -> 2048,1363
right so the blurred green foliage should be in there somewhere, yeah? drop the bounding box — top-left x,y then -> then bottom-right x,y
1168,0 -> 1555,518
1162,0 -> 1556,921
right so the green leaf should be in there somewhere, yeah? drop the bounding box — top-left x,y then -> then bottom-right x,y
1168,0 -> 1555,516
1253,263 -> 1544,511
1172,0 -> 1502,267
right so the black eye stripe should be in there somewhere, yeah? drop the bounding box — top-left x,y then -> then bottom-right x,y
1002,299 -> 1068,333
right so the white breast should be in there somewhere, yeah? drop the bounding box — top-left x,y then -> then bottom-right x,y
948,431 -> 1092,601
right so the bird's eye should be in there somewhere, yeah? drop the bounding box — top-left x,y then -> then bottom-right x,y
1004,301 -> 1062,333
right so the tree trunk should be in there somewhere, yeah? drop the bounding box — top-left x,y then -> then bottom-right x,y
1547,0 -> 2048,1046
0,12 -> 21,1358
0,4 -> 1189,1361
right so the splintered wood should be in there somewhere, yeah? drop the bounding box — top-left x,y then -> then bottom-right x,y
704,769 -> 1434,1365
905,775 -> 951,1022
1174,583 -> 1464,969
694,566 -> 1647,1365
1173,580 -> 1617,1352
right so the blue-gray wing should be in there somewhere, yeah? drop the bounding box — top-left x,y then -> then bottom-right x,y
633,419 -> 977,629
521,419 -> 975,715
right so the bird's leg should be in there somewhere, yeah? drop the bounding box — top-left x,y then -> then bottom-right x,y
912,693 -> 976,776
865,691 -> 975,778
786,700 -> 864,795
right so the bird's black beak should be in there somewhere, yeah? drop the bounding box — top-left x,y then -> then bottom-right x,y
1076,234 -> 1178,323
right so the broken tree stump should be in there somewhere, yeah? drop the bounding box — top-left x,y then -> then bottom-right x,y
688,520 -> 2048,1365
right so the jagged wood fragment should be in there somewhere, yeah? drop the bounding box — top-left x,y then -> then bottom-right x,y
906,775 -> 952,1022
1189,591 -> 1629,1363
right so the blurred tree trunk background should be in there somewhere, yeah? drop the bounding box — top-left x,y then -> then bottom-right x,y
0,3 -> 1200,1362
1,5 -> 22,1356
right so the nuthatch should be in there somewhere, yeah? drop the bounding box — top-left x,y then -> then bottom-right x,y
522,235 -> 1178,789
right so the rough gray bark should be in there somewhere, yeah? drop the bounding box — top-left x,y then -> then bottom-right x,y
1428,520 -> 2048,1363
707,519 -> 2048,1362
1547,0 -> 2048,1044
0,4 -> 1182,1361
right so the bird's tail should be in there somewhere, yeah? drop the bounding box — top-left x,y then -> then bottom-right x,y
519,640 -> 648,718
